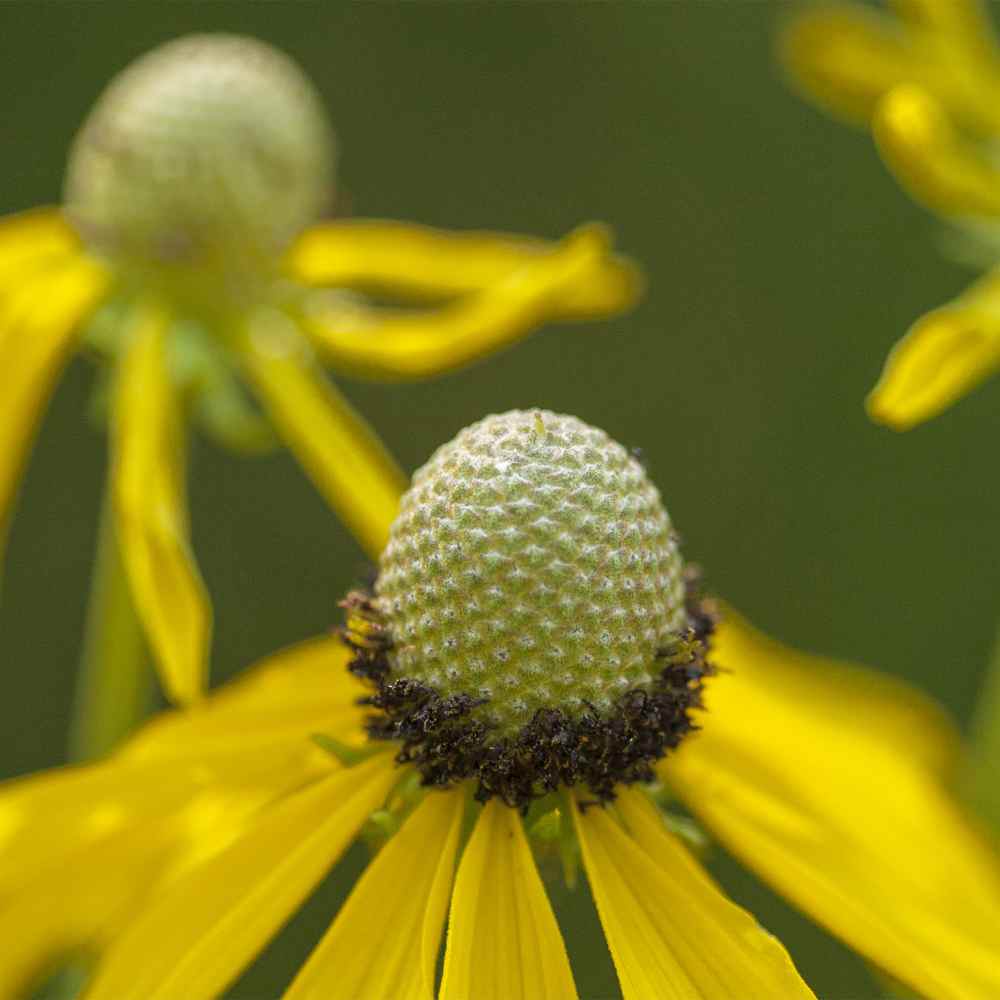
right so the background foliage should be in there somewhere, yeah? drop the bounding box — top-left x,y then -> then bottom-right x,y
2,4 -> 996,998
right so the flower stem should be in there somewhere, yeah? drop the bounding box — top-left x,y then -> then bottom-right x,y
68,482 -> 150,761
962,621 -> 1000,833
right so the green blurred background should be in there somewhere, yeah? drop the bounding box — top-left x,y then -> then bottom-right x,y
1,3 -> 996,998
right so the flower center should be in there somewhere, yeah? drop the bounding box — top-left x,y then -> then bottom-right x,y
64,34 -> 335,302
342,410 -> 716,806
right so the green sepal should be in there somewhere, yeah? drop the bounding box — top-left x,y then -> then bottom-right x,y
556,790 -> 581,889
661,810 -> 710,858
193,376 -> 277,454
310,733 -> 385,767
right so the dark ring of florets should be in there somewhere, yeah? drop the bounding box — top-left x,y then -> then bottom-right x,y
339,567 -> 717,809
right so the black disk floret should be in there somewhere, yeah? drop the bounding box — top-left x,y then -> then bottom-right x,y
339,570 -> 717,809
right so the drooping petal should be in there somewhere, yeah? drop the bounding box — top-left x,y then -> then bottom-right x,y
0,630 -> 366,995
0,727 -> 338,903
440,798 -> 577,1000
572,789 -> 815,1000
286,219 -> 641,319
285,789 -> 464,1000
779,5 -> 925,125
874,85 -> 1000,219
0,736 -> 338,996
0,824 -> 176,997
0,257 -> 107,561
298,225 -> 634,382
122,635 -> 368,760
84,753 -> 398,1000
866,298 -> 1000,430
112,302 -> 211,704
664,613 -> 1000,1000
237,308 -> 406,559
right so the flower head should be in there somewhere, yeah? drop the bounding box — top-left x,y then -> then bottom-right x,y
2,411 -> 999,1000
65,34 -> 335,290
0,35 -> 640,707
780,0 -> 1000,428
349,410 -> 711,805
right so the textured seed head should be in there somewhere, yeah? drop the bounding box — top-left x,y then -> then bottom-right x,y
64,34 -> 334,277
376,410 -> 687,736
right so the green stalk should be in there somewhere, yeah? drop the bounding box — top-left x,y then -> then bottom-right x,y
962,621 -> 1000,834
68,483 -> 150,761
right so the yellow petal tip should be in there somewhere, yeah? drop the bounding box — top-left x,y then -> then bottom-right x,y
563,223 -> 645,315
569,221 -> 612,251
864,390 -> 917,431
614,256 -> 646,306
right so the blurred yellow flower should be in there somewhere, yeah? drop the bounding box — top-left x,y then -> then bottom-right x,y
780,0 -> 1000,429
1,615 -> 996,1000
0,34 -> 639,709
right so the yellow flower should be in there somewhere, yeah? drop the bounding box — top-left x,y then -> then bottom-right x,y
780,0 -> 1000,429
0,34 -> 639,707
2,410 -> 999,1000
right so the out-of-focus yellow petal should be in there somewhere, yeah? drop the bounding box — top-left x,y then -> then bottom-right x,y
441,798 -> 577,1000
867,300 -> 1000,430
572,789 -> 815,1000
0,737 -> 336,903
714,606 -> 960,774
889,0 -> 997,59
287,219 -> 641,318
238,308 -> 406,559
664,613 -> 1000,1000
779,6 -> 924,124
0,825 -> 173,997
285,789 -> 464,1000
85,753 -> 398,1000
0,208 -> 81,286
0,634 -> 360,994
874,85 -> 1000,218
0,761 -> 199,901
0,735 -> 337,996
123,635 -> 367,760
299,225 -> 632,382
0,257 -> 107,561
112,303 -> 211,704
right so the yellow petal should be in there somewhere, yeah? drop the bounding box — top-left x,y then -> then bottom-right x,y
287,219 -> 641,319
0,735 -> 337,996
0,637 -> 357,892
0,761 -> 191,899
285,789 -> 464,1000
441,798 -> 577,1000
0,824 -> 176,998
874,85 -> 1000,218
123,635 -> 368,760
0,257 -> 107,560
0,634 -> 364,994
664,613 -> 1000,1000
0,208 -> 80,285
782,3 -> 1000,134
112,302 -> 211,704
237,308 -> 406,559
299,225 -> 633,382
0,737 -> 336,902
889,0 -> 996,56
866,300 -> 1000,430
572,789 -> 815,1000
85,753 -> 398,1000
779,6 -> 923,124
